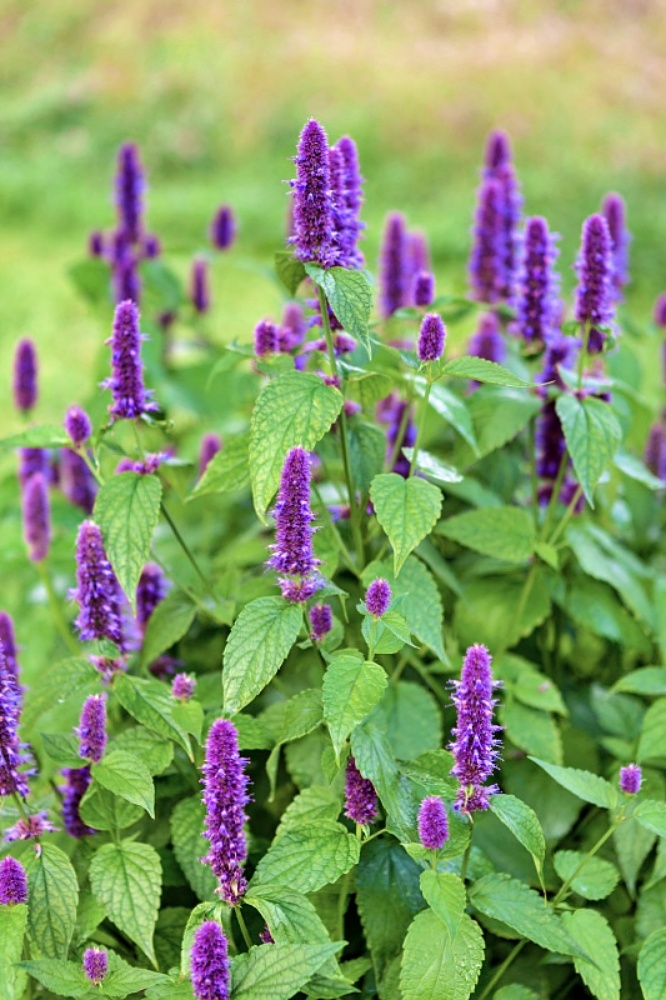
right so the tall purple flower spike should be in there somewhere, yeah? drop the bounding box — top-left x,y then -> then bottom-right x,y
379,212 -> 409,318
199,433 -> 222,476
202,719 -> 250,906
483,130 -> 522,300
62,766 -> 95,838
418,796 -> 449,850
512,216 -> 560,346
291,119 -> 336,267
61,450 -> 96,515
417,313 -> 446,363
72,521 -> 126,649
412,271 -> 435,308
365,578 -> 391,617
191,257 -> 210,314
191,921 -> 231,1000
469,179 -> 504,304
115,142 -> 144,243
18,447 -> 47,487
83,948 -> 108,985
104,300 -> 156,420
267,447 -> 321,603
113,254 -> 141,305
78,694 -> 107,764
136,564 -> 168,634
574,213 -> 615,354
450,644 -> 501,812
408,230 -> 431,275
0,857 -> 28,904
0,641 -> 30,797
344,756 -> 378,825
467,312 -> 506,370
336,135 -> 365,267
13,339 -> 38,413
0,614 -> 18,681
484,130 -> 512,173
210,205 -> 236,251
601,192 -> 630,301
22,471 -> 50,563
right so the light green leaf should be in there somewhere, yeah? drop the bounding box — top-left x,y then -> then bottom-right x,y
419,871 -> 466,940
639,700 -> 666,763
250,371 -> 343,518
501,702 -> 562,764
638,927 -> 666,1000
615,449 -> 666,490
89,841 -> 162,965
370,473 -> 442,575
437,506 -> 535,563
402,448 -> 463,485
40,732 -> 84,768
567,523 -> 654,627
305,263 -> 373,354
145,979 -> 194,1000
79,781 -> 144,832
0,424 -> 69,451
442,356 -> 533,387
614,668 -> 666,697
93,472 -> 163,611
110,727 -> 173,776
322,651 -> 387,761
490,794 -> 546,878
91,750 -> 155,817
555,394 -> 622,506
414,379 -> 477,450
351,723 -> 415,841
170,796 -> 218,901
0,905 -> 28,1000
529,757 -> 618,809
398,750 -> 458,800
565,578 -> 652,654
494,988 -> 540,1000
25,844 -> 79,959
251,820 -> 359,895
562,910 -> 620,1000
231,942 -> 343,1000
636,801 -> 666,839
362,557 -> 446,662
17,959 -> 90,999
223,597 -> 302,713
274,251 -> 307,296
140,589 -> 196,666
615,817 -> 656,897
188,432 -> 250,500
260,688 -> 322,746
400,910 -> 484,1000
274,787 -> 341,837
455,572 -> 551,650
372,681 -> 442,761
348,420 -> 386,494
454,385 -> 541,466
554,850 -> 619,900
113,673 -> 192,756
23,656 -> 100,728
362,609 -> 413,655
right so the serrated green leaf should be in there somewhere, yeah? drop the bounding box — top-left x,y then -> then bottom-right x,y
639,700 -> 666,763
145,979 -> 194,1000
275,251 -> 307,296
555,394 -> 622,506
18,959 -> 91,999
232,942 -> 343,1000
437,506 -> 535,563
567,523 -> 654,627
452,385 -> 541,467
79,780 -> 144,831
101,952 -> 171,997
89,841 -> 162,965
372,681 -> 442,761
562,910 -> 620,1000
615,817 -> 656,897
275,787 -> 341,837
0,424 -> 70,451
322,651 -> 387,762
40,732 -> 84,768
529,757 -> 617,808
351,723 -> 415,841
502,702 -> 562,764
414,379 -> 477,450
554,850 -> 620,900
251,820 -> 359,895
188,432 -> 250,500
23,656 -> 101,728
400,909 -> 484,1000
401,448 -> 463,485
455,572 -> 551,650
614,668 -> 666,697
362,557 -> 446,662
305,263 -> 373,354
110,727 -> 173,776
490,794 -> 546,878
0,905 -> 28,1000
362,609 -> 413,655
93,472 -> 163,611
442,356 -> 533,387
398,750 -> 458,799
636,800 -> 666,839
25,844 -> 79,960
638,927 -> 666,1000
140,589 -> 196,666
91,750 -> 155,817
223,597 -> 302,713
419,871 -> 466,940
69,255 -> 110,306
348,420 -> 386,493
113,673 -> 192,756
565,578 -> 652,654
370,473 -> 442,575
250,371 -> 343,518
170,796 -> 218,901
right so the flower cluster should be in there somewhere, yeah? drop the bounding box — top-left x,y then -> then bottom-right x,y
72,521 -> 126,649
344,757 -> 378,825
103,300 -> 157,420
267,447 -> 321,603
450,644 -> 501,812
202,719 -> 251,905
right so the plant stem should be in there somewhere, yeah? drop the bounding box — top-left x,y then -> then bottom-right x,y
503,564 -> 536,653
459,822 -> 473,882
386,402 -> 412,473
160,502 -> 210,593
528,422 -> 539,528
235,907 -> 253,950
548,484 -> 584,547
477,940 -> 527,1000
408,377 -> 432,476
540,449 -> 569,539
37,562 -> 79,655
553,821 -> 619,905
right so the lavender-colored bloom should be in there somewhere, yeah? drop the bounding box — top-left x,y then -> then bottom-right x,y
64,406 -> 92,447
4,812 -> 56,842
79,694 -> 107,764
211,205 -> 236,251
601,192 -> 630,300
366,578 -> 391,617
0,614 -> 18,681
22,472 -> 50,562
104,300 -> 155,420
512,216 -> 560,345
309,604 -> 332,642
467,312 -> 506,369
199,433 -> 222,476
254,319 -> 279,358
379,212 -> 409,318
60,449 -> 96,514
72,521 -> 126,649
267,448 -> 320,603
191,921 -> 230,1000
291,119 -> 336,267
336,136 -> 365,267
408,230 -> 431,275
483,133 -> 522,299
113,253 -> 141,304
0,857 -> 28,904
91,656 -> 126,684
469,179 -> 504,304
412,271 -> 435,308
450,644 -> 501,813
381,395 -> 417,478
620,763 -> 642,795
89,231 -> 105,257
484,129 -> 512,174
115,143 -> 144,243
418,796 -> 449,850
136,564 -> 168,634
645,423 -> 666,482
83,948 -> 108,985
116,452 -> 166,476
13,339 -> 38,413
0,642 -> 29,798
61,766 -> 95,838
535,403 -> 566,481
172,673 -> 196,701
344,757 -> 378,825
202,719 -> 250,906
109,229 -> 130,265
18,447 -> 47,487
574,214 -> 615,354
191,257 -> 210,314
279,303 -> 306,351
142,234 -> 160,259
654,293 -> 666,328
418,313 -> 446,363
310,332 -> 356,355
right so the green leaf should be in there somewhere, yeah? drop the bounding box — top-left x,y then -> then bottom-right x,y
40,732 -> 84,768
419,871 -> 466,940
402,448 -> 463,485
250,371 -> 343,518
91,750 -> 155,817
25,844 -> 79,960
351,723 -> 415,841
348,420 -> 386,494
23,656 -> 100,728
89,841 -> 162,965
555,395 -> 622,506
231,942 -> 343,1000
494,988 -> 540,1000
400,910 -> 484,1000
322,651 -> 387,762
362,557 -> 446,662
455,572 -> 551,650
145,980 -> 194,1000
442,356 -> 533,387
636,800 -> 666,839
274,787 -> 341,837
170,796 -> 218,901
140,589 -> 196,666
188,432 -> 251,500
398,750 -> 458,799
69,255 -> 110,305
554,850 -> 620,900
638,927 -> 666,1000
490,794 -> 546,878
141,258 -> 183,313
99,953 -> 170,997
370,473 -> 442,575
223,597 -> 302,713
501,702 -> 562,764
0,423 -> 70,451
251,820 -> 359,895
614,668 -> 666,697
437,506 -> 536,563
113,673 -> 192,756
638,700 -> 666,763
454,386 -> 541,467
110,727 -> 173,776
529,757 -> 618,809
79,781 -> 145,831
565,578 -> 651,654
372,681 -> 442,761
614,449 -> 666,490
17,959 -> 91,999
0,905 -> 28,1000
562,910 -> 620,1000
415,379 -> 477,450
362,609 -> 413,655
275,251 -> 307,296
305,263 -> 373,354
94,472 -> 163,611
615,817 -> 656,897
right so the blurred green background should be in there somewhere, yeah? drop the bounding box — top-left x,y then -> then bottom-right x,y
2,0 -> 665,430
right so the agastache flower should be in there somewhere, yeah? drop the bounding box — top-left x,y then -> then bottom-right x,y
254,320 -> 280,358
483,131 -> 522,299
344,757 -> 378,825
450,644 -> 501,812
620,763 -> 642,795
191,921 -> 230,1000
291,119 -> 336,267
418,796 -> 449,850
172,673 -> 196,701
115,143 -> 144,243
512,216 -> 560,346
0,642 -> 29,797
191,257 -> 210,314
267,447 -> 321,603
336,135 -> 365,267
22,471 -> 50,562
279,303 -> 306,351
136,564 -> 168,634
61,450 -> 96,514
13,339 -> 38,413
202,719 -> 250,906
469,179 -> 504,304
113,254 -> 141,304
72,521 -> 126,648
309,604 -> 332,642
78,694 -> 107,764
467,312 -> 506,369
61,766 -> 95,838
408,230 -> 431,275
0,614 -> 18,681
0,857 -> 28,904
412,271 -> 435,307
379,212 -> 409,318
574,213 -> 615,354
211,205 -> 236,251
18,447 -> 47,487
417,313 -> 446,363
365,579 -> 391,617
199,433 -> 222,476
4,812 -> 56,842
142,234 -> 160,259
83,948 -> 108,985
645,423 -> 666,482
64,406 -> 92,447
601,192 -> 630,301
104,300 -> 156,421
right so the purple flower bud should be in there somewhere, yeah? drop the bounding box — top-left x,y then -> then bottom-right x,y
619,763 -> 642,795
211,205 -> 236,251
645,423 -> 666,482
450,644 -> 501,813
418,796 -> 449,850
172,673 -> 196,701
78,694 -> 107,764
191,921 -> 230,1000
379,212 -> 409,318
89,231 -> 105,257
254,319 -> 280,358
64,406 -> 92,447
365,578 -> 391,617
13,339 -> 38,414
115,143 -> 144,243
601,192 -> 630,300
484,130 -> 512,173
191,257 -> 210,314
142,234 -> 160,259
291,119 -> 336,267
22,472 -> 50,563
18,447 -> 47,487
309,604 -> 332,642
202,720 -> 250,906
512,216 -> 560,345
654,293 -> 666,328
199,433 -> 222,476
61,766 -> 95,838
412,271 -> 435,308
408,230 -> 431,275
267,448 -> 321,603
4,812 -> 56,843
83,948 -> 108,985
469,179 -> 504,304
61,449 -> 96,514
0,614 -> 18,681
72,521 -> 126,649
574,214 -> 615,354
136,564 -> 168,634
113,254 -> 141,304
0,857 -> 28,904
344,756 -> 378,825
104,300 -> 156,420
417,313 -> 446,363
335,136 -> 365,267
0,643 -> 29,798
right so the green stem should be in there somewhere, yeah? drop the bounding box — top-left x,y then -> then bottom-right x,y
160,502 -> 210,593
548,484 -> 584,547
476,940 -> 527,1000
235,907 -> 253,950
37,562 -> 79,655
540,449 -> 569,539
408,378 -> 432,476
77,447 -> 104,486
361,826 -> 387,845
459,822 -> 473,882
503,564 -> 536,653
528,422 -> 539,528
386,402 -> 412,473
553,821 -> 619,905
367,619 -> 377,661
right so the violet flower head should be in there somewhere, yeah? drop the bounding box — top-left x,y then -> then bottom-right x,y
191,920 -> 230,1000
199,433 -> 222,476
61,449 -> 96,514
309,604 -> 332,642
535,403 -> 567,482
83,948 -> 108,985
4,812 -> 56,842
72,520 -> 126,649
13,338 -> 38,413
366,578 -> 391,617
0,642 -> 29,798
142,234 -> 160,259
191,257 -> 210,314
254,319 -> 280,358
412,270 -> 435,308
620,763 -> 642,795
18,447 -> 47,487
259,924 -> 274,944
512,216 -> 560,346
601,192 -> 630,300
89,231 -> 105,257
574,213 -> 615,354
344,756 -> 378,826
64,406 -> 92,448
0,614 -> 18,681
115,142 -> 144,243
291,119 -> 336,267
22,471 -> 50,563
336,135 -> 365,267
418,796 -> 449,850
279,302 -> 306,351
469,178 -> 504,304
136,563 -> 168,633
0,857 -> 28,905
418,313 -> 446,363
645,423 -> 666,482
61,766 -> 95,838
654,293 -> 666,328
267,447 -> 321,603
211,205 -> 236,251
79,694 -> 107,764
379,212 -> 409,318
104,300 -> 156,420
484,129 -> 512,174
483,132 -> 522,299
202,719 -> 251,906
408,230 -> 431,275
172,673 -> 196,702
113,255 -> 141,305
450,643 -> 501,813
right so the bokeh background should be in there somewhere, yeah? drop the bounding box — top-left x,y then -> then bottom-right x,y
2,0 -> 666,428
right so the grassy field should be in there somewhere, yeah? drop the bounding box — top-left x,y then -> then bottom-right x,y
1,0 -> 665,429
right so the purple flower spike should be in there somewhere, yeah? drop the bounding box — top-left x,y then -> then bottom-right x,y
620,763 -> 642,795
469,179 -> 504,304
18,448 -> 47,487
267,448 -> 321,603
61,449 -> 96,514
22,471 -> 50,563
468,312 -> 506,367
0,614 -> 18,681
418,796 -> 449,850
379,212 -> 409,318
191,257 -> 210,314
412,271 -> 435,308
484,130 -> 512,173
279,303 -> 306,351
104,300 -> 156,420
344,757 -> 378,825
0,643 -> 29,798
450,644 -> 501,813
574,213 -> 615,354
61,766 -> 95,838
4,812 -> 56,842
136,563 -> 168,634
202,719 -> 250,906
654,293 -> 666,328
83,948 -> 108,985
309,604 -> 332,642
483,132 -> 522,300
113,254 -> 141,305
645,423 -> 666,482
172,673 -> 196,701
13,339 -> 38,414
64,406 -> 92,448
512,216 -> 560,346
365,578 -> 391,617
199,433 -> 222,476
418,313 -> 446,363
0,857 -> 28,905
79,694 -> 107,764
211,205 -> 236,251
115,143 -> 144,243
254,319 -> 280,358
601,192 -> 630,300
291,119 -> 336,268
408,230 -> 431,276
191,921 -> 230,1000
72,521 -> 126,649
336,136 -> 365,267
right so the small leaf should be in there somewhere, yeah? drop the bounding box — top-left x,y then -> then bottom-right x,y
322,652 -> 387,762
69,256 -> 110,306
555,394 -> 622,506
635,800 -> 666,839
79,781 -> 145,832
113,673 -> 192,756
419,870 -> 466,940
170,796 -> 218,900
188,432 -> 251,500
554,850 -> 620,900
442,356 -> 534,387
400,909 -> 484,1000
23,656 -> 100,729
413,378 -> 477,450
17,959 -> 90,999
91,750 -> 155,817
305,263 -> 373,354
402,447 -> 463,485
351,723 -> 415,841
223,597 -> 302,713
529,757 -> 618,809
490,794 -> 546,878
40,733 -> 84,768
453,386 -> 541,466
638,927 -> 666,1000
275,251 -> 307,296
348,420 -> 386,493
614,668 -> 666,697
0,905 -> 28,1000
362,557 -> 446,663
25,844 -> 79,960
370,473 -> 442,575
231,942 -> 343,1000
110,727 -> 174,776
89,841 -> 162,965
140,588 -> 196,666
0,424 -> 70,451
251,820 -> 360,895
501,702 -> 562,765
437,506 -> 536,563
562,910 -> 620,1000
